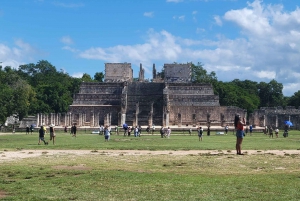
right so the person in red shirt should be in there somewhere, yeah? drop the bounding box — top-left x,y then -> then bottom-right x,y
234,114 -> 246,155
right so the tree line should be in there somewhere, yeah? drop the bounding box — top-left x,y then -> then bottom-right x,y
0,60 -> 299,125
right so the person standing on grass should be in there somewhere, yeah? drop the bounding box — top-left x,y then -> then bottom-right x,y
38,126 -> 48,145
104,125 -> 110,141
197,127 -> 203,141
128,127 -> 131,136
160,126 -> 165,138
72,124 -> 77,137
166,127 -> 171,138
275,128 -> 279,138
234,114 -> 246,155
134,126 -> 139,137
225,125 -> 229,134
26,125 -> 30,135
49,124 -> 56,145
249,125 -> 253,136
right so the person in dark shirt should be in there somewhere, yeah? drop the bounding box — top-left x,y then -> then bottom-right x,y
38,126 -> 48,145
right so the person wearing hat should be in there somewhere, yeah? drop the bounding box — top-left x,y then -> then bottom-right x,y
49,124 -> 56,145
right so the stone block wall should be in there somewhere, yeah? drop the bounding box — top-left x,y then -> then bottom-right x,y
164,63 -> 191,83
105,63 -> 133,82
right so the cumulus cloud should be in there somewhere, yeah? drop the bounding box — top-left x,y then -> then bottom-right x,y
144,12 -> 154,18
0,39 -> 38,69
67,0 -> 300,96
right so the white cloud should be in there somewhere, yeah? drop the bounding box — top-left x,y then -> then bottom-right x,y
144,12 -> 154,18
71,72 -> 84,78
0,39 -> 38,69
192,11 -> 197,15
66,0 -> 300,96
61,36 -> 74,45
214,15 -> 222,26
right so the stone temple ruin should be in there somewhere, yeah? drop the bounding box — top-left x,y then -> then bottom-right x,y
62,63 -> 245,128
18,62 -> 299,130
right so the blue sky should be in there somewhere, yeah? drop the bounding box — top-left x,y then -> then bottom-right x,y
1,0 -> 300,96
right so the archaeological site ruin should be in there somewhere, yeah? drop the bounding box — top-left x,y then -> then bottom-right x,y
19,63 -> 299,130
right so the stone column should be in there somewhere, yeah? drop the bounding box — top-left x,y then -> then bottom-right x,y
121,114 -> 126,125
275,115 -> 278,128
166,112 -> 169,127
37,113 -> 40,127
91,112 -> 95,127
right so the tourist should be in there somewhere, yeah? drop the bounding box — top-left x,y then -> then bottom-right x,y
225,125 -> 229,134
134,126 -> 139,137
128,127 -> 131,136
146,126 -> 150,134
197,127 -> 203,141
100,125 -> 104,135
123,123 -> 128,136
269,126 -> 273,138
245,126 -> 249,136
38,126 -> 48,145
72,124 -> 77,137
64,126 -> 68,133
283,124 -> 289,137
166,127 -> 171,138
115,125 -> 119,135
207,126 -> 210,136
49,124 -> 56,145
189,128 -> 192,135
160,126 -> 165,138
234,114 -> 246,155
249,125 -> 253,136
104,125 -> 110,142
138,126 -> 142,137
26,125 -> 30,135
275,128 -> 279,138
30,124 -> 34,134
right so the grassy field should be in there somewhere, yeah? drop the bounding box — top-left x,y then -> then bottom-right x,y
0,131 -> 300,200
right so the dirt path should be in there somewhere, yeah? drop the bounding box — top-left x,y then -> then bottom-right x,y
1,149 -> 300,162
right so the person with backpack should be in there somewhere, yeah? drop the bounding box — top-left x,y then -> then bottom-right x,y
197,127 -> 203,141
38,126 -> 48,145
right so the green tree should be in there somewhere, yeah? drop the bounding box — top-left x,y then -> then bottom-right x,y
258,80 -> 284,107
287,90 -> 300,108
94,72 -> 104,82
81,73 -> 93,82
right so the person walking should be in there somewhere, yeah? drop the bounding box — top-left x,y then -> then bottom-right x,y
234,114 -> 246,155
38,126 -> 48,145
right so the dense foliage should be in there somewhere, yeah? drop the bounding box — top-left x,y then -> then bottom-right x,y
0,60 -> 103,124
0,60 -> 298,124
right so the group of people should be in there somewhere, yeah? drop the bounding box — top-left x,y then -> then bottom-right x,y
122,124 -> 142,137
159,126 -> 171,138
38,124 -> 56,145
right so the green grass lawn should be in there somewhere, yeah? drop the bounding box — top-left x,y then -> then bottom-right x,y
0,130 -> 300,200
1,130 -> 300,151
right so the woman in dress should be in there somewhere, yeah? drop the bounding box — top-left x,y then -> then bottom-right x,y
234,114 -> 246,155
